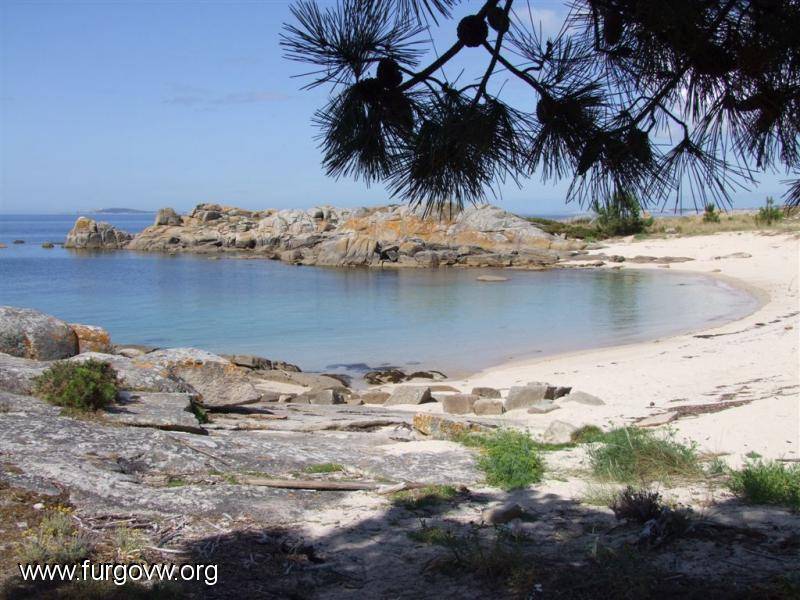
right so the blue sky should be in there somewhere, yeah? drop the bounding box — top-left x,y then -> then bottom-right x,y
0,0 -> 788,215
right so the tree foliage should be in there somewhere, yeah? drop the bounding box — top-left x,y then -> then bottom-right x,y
282,0 -> 800,214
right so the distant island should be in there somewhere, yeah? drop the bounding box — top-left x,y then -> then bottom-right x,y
90,208 -> 154,214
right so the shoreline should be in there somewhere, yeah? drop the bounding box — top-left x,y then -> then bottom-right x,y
409,231 -> 799,467
463,265 -> 767,380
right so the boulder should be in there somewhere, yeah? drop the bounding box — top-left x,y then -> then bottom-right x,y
385,386 -> 433,406
103,392 -> 206,434
0,352 -> 48,395
364,368 -> 406,385
67,353 -> 187,393
551,386 -> 572,399
132,349 -> 261,408
471,387 -> 501,398
407,370 -> 447,381
361,390 -> 390,405
223,354 -> 301,372
473,398 -> 504,416
64,217 -> 132,249
560,391 -> 605,406
0,306 -> 78,360
542,421 -> 578,445
69,323 -> 112,354
441,393 -> 478,415
171,362 -> 261,409
154,208 -> 182,226
504,383 -> 554,411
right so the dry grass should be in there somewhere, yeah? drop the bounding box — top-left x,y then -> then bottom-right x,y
645,210 -> 800,237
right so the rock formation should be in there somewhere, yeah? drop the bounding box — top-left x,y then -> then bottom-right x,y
64,216 -> 132,249
65,203 -> 584,268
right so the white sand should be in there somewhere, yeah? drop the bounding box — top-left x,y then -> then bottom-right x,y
444,231 -> 800,467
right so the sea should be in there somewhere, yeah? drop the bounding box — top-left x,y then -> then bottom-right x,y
0,213 -> 759,376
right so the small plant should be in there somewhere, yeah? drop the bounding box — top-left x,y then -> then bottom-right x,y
729,460 -> 800,510
408,523 -> 525,582
391,485 -> 460,510
587,427 -> 701,484
33,360 -> 118,411
702,203 -> 721,223
188,401 -> 209,424
459,429 -> 545,490
112,527 -> 146,562
755,196 -> 784,225
303,462 -> 344,474
592,190 -> 653,237
609,487 -> 664,523
19,511 -> 89,564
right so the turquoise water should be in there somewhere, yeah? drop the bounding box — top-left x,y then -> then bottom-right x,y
0,214 -> 758,375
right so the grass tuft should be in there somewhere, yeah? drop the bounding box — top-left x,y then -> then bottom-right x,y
459,429 -> 545,490
609,486 -> 664,523
571,425 -> 607,444
391,485 -> 460,510
729,460 -> 800,510
587,427 -> 701,484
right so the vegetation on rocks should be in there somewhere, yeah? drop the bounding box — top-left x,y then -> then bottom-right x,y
459,429 -> 545,490
33,359 -> 118,411
588,428 -> 701,484
729,460 -> 800,510
19,511 -> 89,565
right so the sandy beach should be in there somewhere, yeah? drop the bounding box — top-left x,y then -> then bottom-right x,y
410,231 -> 800,467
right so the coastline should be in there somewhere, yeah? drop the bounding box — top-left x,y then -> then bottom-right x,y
402,231 -> 800,466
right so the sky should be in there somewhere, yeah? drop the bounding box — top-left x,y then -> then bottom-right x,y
0,0 -> 790,215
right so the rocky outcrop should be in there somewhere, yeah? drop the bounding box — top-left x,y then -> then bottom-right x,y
64,217 -> 133,249
69,323 -> 112,353
0,306 -> 79,360
118,203 -> 584,268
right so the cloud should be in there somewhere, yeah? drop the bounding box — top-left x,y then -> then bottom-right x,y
163,87 -> 288,108
212,91 -> 289,105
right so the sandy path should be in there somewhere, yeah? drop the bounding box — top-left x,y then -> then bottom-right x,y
443,231 -> 800,466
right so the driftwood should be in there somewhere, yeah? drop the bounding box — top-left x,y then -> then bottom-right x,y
239,477 -> 430,492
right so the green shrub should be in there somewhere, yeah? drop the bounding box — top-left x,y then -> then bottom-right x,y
588,427 -> 701,484
703,203 -> 721,223
729,460 -> 800,510
460,429 -> 545,490
34,360 -> 118,411
755,196 -> 784,225
592,190 -> 652,237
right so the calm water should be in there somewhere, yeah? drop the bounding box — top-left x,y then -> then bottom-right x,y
0,214 -> 758,375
